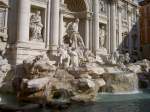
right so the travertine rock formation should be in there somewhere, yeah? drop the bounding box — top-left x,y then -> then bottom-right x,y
12,54 -> 106,103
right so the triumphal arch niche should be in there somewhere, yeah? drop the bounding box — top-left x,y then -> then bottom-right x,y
60,0 -> 92,49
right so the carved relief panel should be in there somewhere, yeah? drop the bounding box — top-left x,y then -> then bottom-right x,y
99,0 -> 107,16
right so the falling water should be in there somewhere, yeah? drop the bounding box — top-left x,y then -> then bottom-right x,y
101,71 -> 139,94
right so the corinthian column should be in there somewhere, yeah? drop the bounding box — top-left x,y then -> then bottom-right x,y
17,0 -> 30,42
46,0 -> 51,48
85,14 -> 90,48
59,0 -> 64,45
118,2 -> 123,49
111,1 -> 117,52
93,0 -> 99,53
50,0 -> 60,54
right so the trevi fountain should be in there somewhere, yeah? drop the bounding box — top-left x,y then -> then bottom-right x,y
0,0 -> 150,112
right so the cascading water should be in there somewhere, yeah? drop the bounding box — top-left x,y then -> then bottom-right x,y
101,69 -> 139,94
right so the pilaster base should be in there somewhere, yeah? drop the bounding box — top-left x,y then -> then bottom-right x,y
7,41 -> 47,65
47,45 -> 59,61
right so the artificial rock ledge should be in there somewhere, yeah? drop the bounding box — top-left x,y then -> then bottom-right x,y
12,55 -> 106,104
0,53 -> 150,105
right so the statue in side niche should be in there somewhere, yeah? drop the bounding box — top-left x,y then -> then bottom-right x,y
99,26 -> 106,48
66,18 -> 85,49
30,11 -> 43,41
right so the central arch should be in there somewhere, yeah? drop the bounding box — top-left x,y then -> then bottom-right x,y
64,0 -> 89,12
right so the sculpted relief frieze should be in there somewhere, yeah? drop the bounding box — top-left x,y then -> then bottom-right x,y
99,0 -> 107,15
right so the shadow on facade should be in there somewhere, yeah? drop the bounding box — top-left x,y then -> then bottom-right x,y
116,20 -> 141,62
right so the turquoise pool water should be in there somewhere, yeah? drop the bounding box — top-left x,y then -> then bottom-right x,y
1,90 -> 150,112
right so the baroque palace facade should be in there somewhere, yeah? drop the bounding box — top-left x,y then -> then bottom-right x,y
139,0 -> 150,59
0,0 -> 140,65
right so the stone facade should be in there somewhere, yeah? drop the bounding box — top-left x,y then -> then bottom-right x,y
139,0 -> 150,59
3,0 -> 140,65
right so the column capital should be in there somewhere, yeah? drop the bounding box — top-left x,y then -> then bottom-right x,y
86,11 -> 93,20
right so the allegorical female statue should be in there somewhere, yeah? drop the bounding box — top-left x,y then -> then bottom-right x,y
99,26 -> 106,48
30,11 -> 43,41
